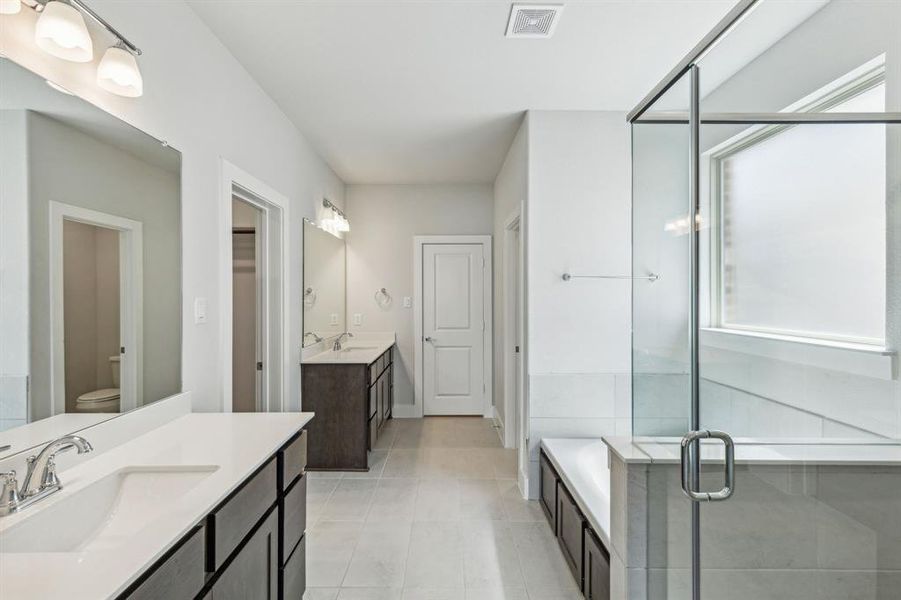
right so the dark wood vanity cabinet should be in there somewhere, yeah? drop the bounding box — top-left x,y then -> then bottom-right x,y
583,527 -> 611,600
211,507 -> 279,599
539,451 -> 559,532
539,449 -> 610,600
117,430 -> 308,600
556,481 -> 586,584
303,346 -> 393,470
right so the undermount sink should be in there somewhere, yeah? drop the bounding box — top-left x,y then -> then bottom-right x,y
0,465 -> 218,553
339,346 -> 378,353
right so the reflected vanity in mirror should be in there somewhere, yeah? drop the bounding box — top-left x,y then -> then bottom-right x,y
302,218 -> 346,346
0,58 -> 181,459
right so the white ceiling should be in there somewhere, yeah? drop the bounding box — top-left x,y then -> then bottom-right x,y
188,0 -> 739,184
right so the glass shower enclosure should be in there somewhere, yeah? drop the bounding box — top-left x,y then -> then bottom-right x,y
630,0 -> 901,598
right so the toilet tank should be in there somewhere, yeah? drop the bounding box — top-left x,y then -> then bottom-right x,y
109,355 -> 121,388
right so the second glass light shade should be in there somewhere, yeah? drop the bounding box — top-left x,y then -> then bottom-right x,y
97,46 -> 143,97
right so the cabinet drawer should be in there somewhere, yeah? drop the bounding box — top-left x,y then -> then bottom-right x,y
280,431 -> 307,491
583,527 -> 610,600
211,508 -> 278,600
369,360 -> 379,385
369,415 -> 377,450
282,475 -> 307,563
556,481 -> 585,586
281,536 -> 306,600
207,459 -> 278,571
539,451 -> 558,532
124,525 -> 205,600
369,383 -> 377,418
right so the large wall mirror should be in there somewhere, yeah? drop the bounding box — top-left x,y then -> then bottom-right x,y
302,219 -> 345,346
0,58 -> 182,458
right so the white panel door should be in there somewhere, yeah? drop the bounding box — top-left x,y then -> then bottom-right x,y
423,243 -> 485,415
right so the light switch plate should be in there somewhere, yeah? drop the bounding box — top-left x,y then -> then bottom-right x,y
194,297 -> 207,324
330,313 -> 339,325
403,296 -> 412,308
353,313 -> 362,326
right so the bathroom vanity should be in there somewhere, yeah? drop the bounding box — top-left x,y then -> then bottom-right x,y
0,412 -> 313,599
302,340 -> 394,470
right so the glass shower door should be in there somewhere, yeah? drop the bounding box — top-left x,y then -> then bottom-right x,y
630,1 -> 901,598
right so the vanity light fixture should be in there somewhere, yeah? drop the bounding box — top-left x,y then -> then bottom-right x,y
34,0 -> 94,62
0,0 -> 21,15
23,0 -> 145,97
321,198 -> 350,235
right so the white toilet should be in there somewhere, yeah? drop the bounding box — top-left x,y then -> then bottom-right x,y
75,356 -> 121,413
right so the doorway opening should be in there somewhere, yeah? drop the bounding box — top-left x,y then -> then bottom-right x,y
502,210 -> 525,459
413,235 -> 493,418
232,196 -> 264,412
228,184 -> 285,413
49,201 -> 142,416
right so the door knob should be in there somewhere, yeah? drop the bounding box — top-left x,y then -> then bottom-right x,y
424,336 -> 435,342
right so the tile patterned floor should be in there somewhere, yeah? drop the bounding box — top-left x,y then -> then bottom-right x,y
304,417 -> 582,600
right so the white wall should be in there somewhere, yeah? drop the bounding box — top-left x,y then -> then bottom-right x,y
521,111 -> 633,497
493,116 -> 528,443
0,2 -> 345,412
345,184 -> 494,414
0,110 -> 29,431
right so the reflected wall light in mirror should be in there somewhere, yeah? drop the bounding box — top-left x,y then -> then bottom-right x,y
10,0 -> 144,97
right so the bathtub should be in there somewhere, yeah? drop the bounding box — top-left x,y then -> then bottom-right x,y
540,438 -> 611,547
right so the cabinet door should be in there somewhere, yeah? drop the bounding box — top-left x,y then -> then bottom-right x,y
539,452 -> 558,532
212,509 -> 278,600
556,482 -> 585,586
583,528 -> 610,600
375,375 -> 384,428
383,365 -> 392,418
125,526 -> 205,600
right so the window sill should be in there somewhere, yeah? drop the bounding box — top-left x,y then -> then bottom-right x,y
700,327 -> 896,381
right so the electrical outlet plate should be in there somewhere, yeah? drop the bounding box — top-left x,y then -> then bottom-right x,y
353,313 -> 362,326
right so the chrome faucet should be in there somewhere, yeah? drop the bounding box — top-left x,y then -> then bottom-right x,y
0,435 -> 93,517
304,332 -> 324,344
333,332 -> 354,351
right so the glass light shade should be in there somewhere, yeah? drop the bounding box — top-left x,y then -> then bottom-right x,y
337,216 -> 350,232
35,1 -> 94,63
0,0 -> 22,15
97,46 -> 143,97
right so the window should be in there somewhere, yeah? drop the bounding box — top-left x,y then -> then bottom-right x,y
710,74 -> 886,346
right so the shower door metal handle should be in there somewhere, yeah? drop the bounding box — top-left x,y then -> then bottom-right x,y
680,430 -> 735,502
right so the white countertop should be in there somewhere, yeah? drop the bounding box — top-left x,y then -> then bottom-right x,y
302,336 -> 394,365
603,436 -> 901,466
540,438 -> 611,549
0,412 -> 313,599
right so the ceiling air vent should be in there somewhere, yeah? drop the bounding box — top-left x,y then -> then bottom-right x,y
505,4 -> 563,38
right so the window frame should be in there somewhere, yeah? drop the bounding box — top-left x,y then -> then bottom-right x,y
705,60 -> 887,348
